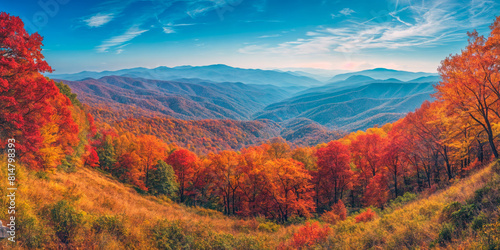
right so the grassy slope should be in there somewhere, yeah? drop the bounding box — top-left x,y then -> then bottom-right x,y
0,160 -> 497,249
327,164 -> 494,249
0,162 -> 292,249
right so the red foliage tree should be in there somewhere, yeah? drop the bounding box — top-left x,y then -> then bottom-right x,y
349,132 -> 386,207
383,129 -> 405,198
363,173 -> 389,208
0,13 -> 76,168
116,151 -> 147,191
84,145 -> 99,168
166,148 -> 198,203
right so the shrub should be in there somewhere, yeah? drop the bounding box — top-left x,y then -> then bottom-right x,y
49,200 -> 84,244
92,215 -> 127,238
437,223 -> 454,246
472,186 -> 492,206
389,192 -> 418,208
439,202 -> 462,223
332,200 -> 347,220
207,232 -> 236,249
479,221 -> 500,249
322,200 -> 347,225
151,220 -> 190,250
17,214 -> 44,248
288,222 -> 331,249
355,208 -> 376,223
187,226 -> 241,250
471,181 -> 500,211
57,156 -> 77,173
450,204 -> 476,229
285,216 -> 307,225
34,171 -> 50,180
235,235 -> 265,250
321,210 -> 341,225
492,160 -> 500,174
258,221 -> 280,232
472,212 -> 488,231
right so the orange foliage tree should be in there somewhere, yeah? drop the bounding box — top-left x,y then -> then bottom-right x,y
262,158 -> 314,222
238,145 -> 272,217
436,17 -> 500,159
315,140 -> 353,212
207,150 -> 243,215
137,135 -> 168,187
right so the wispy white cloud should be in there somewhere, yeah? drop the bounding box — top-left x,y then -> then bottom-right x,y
258,34 -> 282,38
162,27 -> 175,34
169,23 -> 197,27
97,27 -> 148,53
89,0 -> 252,52
242,0 -> 497,55
339,8 -> 355,16
331,7 -> 355,18
84,13 -> 114,27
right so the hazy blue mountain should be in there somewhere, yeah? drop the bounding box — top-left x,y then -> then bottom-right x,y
284,71 -> 333,82
407,75 -> 441,83
59,75 -> 292,120
50,64 -> 322,88
254,79 -> 436,131
328,68 -> 437,82
55,67 -> 440,133
297,75 -> 382,95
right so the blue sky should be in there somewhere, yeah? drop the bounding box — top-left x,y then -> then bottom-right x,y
3,0 -> 498,74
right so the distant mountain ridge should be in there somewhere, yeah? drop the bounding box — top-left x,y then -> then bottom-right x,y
50,64 -> 323,89
328,68 -> 438,82
254,77 -> 437,131
60,75 -> 292,121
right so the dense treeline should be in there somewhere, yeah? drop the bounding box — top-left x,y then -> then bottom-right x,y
88,105 -> 342,154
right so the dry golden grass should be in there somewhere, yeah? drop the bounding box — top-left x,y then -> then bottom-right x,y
326,165 -> 494,250
0,163 -> 290,249
0,161 -> 494,249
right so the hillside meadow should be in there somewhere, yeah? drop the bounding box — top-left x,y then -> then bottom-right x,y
1,157 -> 498,249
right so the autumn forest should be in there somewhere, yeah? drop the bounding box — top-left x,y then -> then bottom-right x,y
2,8 -> 500,250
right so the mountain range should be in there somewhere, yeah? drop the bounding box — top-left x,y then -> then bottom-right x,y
54,65 -> 440,140
61,76 -> 292,121
50,64 -> 323,90
327,68 -> 438,82
254,78 -> 436,131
